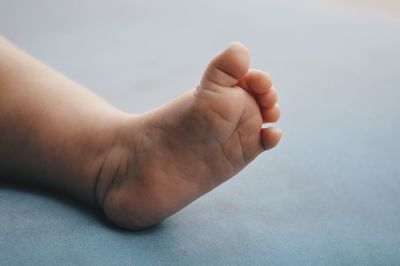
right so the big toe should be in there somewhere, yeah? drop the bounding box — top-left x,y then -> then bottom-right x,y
200,42 -> 250,88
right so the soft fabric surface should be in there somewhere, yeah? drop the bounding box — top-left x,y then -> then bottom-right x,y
0,0 -> 399,265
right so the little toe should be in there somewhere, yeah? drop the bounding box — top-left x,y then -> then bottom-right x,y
261,127 -> 282,150
261,103 -> 280,123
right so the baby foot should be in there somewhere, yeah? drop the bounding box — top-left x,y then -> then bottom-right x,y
95,43 -> 281,229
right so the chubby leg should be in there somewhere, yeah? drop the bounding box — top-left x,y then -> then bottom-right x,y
0,35 -> 124,204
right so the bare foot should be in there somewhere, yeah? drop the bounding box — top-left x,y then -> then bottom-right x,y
95,43 -> 281,229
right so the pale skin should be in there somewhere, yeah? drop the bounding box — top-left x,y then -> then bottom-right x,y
0,36 -> 281,229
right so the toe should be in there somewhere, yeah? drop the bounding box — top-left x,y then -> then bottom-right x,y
261,127 -> 282,150
258,87 -> 278,108
200,42 -> 250,88
261,103 -> 280,123
243,69 -> 272,94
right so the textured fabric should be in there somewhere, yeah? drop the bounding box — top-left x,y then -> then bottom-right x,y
0,0 -> 399,265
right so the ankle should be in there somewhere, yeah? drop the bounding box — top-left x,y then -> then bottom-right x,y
93,114 -> 143,209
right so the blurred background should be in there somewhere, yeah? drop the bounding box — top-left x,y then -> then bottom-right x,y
0,0 -> 399,265
316,0 -> 400,18
0,0 -> 399,113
